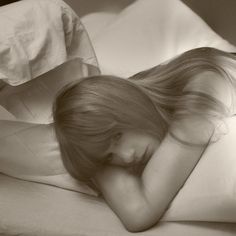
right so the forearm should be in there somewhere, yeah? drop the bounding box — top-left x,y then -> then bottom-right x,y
96,70 -> 230,231
95,166 -> 152,231
95,132 -> 209,232
140,134 -> 207,219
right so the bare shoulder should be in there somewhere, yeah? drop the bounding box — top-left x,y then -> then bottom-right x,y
172,70 -> 235,144
184,70 -> 235,114
185,70 -> 229,93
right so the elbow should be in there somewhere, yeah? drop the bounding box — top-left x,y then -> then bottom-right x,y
125,222 -> 157,233
120,204 -> 162,232
123,215 -> 161,232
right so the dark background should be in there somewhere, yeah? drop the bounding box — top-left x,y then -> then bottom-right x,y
64,0 -> 236,47
1,0 -> 236,46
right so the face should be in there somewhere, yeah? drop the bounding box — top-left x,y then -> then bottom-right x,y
104,130 -> 160,167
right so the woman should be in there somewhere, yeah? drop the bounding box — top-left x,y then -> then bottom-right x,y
53,47 -> 236,232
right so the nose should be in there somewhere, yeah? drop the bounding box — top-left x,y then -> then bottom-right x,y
115,148 -> 136,165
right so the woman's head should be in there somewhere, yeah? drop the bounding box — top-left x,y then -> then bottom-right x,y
53,48 -> 236,183
53,75 -> 167,182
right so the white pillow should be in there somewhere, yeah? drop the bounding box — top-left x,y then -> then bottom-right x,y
85,0 -> 236,77
162,117 -> 236,221
0,0 -> 100,124
82,12 -> 117,40
0,58 -> 99,124
0,106 -> 15,121
0,115 -> 97,196
0,0 -> 98,85
0,0 -> 100,195
1,110 -> 236,220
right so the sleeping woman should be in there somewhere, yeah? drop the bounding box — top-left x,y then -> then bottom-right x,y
53,47 -> 236,232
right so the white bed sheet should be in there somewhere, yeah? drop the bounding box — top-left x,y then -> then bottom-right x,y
0,174 -> 235,236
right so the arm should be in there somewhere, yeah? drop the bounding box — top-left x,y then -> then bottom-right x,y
95,124 -> 210,232
94,71 -> 232,232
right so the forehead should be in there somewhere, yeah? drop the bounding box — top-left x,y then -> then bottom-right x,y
84,139 -> 111,161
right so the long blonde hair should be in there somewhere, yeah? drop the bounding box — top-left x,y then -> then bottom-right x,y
53,47 -> 236,182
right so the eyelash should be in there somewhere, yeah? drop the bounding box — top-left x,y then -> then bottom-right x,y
106,153 -> 113,163
104,132 -> 122,164
113,132 -> 122,143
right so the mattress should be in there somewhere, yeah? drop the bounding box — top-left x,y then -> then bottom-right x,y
0,174 -> 235,236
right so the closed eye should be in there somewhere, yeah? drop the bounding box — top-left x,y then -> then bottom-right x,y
112,132 -> 122,143
106,153 -> 113,163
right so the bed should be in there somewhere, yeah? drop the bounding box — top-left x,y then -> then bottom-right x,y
0,0 -> 236,235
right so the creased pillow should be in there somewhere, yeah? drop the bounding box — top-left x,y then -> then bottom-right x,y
0,0 -> 100,195
1,110 -> 236,220
0,58 -> 99,124
0,0 -> 98,85
0,115 -> 98,196
162,117 -> 236,222
85,0 -> 236,77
